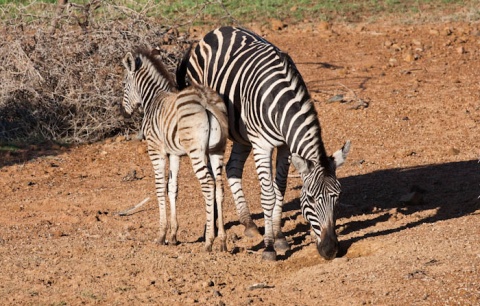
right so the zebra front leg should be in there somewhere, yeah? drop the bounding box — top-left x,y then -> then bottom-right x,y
273,145 -> 291,253
252,146 -> 277,261
149,149 -> 168,245
210,152 -> 227,252
226,143 -> 260,238
167,154 -> 180,245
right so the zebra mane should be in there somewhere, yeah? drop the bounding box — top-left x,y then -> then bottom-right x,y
134,47 -> 178,91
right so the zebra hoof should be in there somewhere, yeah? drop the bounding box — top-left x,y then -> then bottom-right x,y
274,238 -> 290,254
244,223 -> 261,238
169,235 -> 178,246
204,243 -> 213,252
262,250 -> 277,261
157,236 -> 167,245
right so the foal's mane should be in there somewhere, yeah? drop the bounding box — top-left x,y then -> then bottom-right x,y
135,47 -> 178,90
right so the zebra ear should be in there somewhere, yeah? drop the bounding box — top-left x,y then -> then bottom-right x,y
151,48 -> 161,56
123,52 -> 136,72
331,140 -> 351,168
292,153 -> 314,176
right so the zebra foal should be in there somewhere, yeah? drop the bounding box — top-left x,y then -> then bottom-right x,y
121,48 -> 228,252
177,26 -> 350,260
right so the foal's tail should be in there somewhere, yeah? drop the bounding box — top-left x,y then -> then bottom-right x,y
200,87 -> 229,152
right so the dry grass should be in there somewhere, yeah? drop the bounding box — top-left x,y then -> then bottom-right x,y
0,1 -> 205,144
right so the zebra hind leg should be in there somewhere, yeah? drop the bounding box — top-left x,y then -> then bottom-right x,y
167,155 -> 180,245
188,153 -> 216,252
210,152 -> 227,252
149,149 -> 168,245
226,143 -> 261,238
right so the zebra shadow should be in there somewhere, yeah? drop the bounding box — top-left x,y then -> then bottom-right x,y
225,160 -> 479,259
336,159 -> 479,256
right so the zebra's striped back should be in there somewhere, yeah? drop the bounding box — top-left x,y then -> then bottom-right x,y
122,48 -> 229,252
177,26 -> 350,260
179,27 -> 324,160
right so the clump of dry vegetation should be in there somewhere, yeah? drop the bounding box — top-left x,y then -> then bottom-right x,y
0,0 -> 215,144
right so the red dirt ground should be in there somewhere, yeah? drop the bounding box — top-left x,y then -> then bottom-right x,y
1,18 -> 479,305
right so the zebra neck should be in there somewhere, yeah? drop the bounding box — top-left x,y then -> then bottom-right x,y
139,63 -> 174,109
143,91 -> 170,113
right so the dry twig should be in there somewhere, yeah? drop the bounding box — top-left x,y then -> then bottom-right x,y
115,197 -> 151,216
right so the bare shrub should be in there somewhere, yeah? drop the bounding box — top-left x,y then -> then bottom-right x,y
0,0 -> 222,143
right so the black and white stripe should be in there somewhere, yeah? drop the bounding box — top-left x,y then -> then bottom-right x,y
122,48 -> 229,252
177,26 -> 350,260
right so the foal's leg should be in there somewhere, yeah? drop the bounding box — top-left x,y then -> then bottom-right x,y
226,143 -> 260,238
209,152 -> 227,252
148,146 -> 168,245
190,155 -> 216,251
167,154 -> 180,245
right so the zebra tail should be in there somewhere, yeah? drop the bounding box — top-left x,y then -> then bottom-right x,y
205,100 -> 229,152
176,45 -> 192,90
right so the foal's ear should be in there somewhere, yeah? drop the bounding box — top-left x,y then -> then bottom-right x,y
292,153 -> 315,176
331,140 -> 351,168
122,52 -> 136,72
151,48 -> 161,56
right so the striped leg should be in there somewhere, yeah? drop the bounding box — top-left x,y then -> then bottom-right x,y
148,146 -> 168,245
252,145 -> 277,261
167,154 -> 180,245
210,152 -> 227,252
188,152 -> 216,251
226,143 -> 261,238
273,145 -> 291,253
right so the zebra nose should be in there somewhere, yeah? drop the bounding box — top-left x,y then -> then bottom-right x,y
317,229 -> 338,260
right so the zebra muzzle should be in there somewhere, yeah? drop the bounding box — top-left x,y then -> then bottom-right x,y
317,227 -> 339,260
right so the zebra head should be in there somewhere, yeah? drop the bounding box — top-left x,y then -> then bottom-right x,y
121,52 -> 144,117
292,141 -> 350,260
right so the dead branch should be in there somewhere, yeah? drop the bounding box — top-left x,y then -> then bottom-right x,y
49,0 -> 68,35
115,197 -> 151,216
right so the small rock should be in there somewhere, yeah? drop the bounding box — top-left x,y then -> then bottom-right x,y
412,39 -> 422,46
203,280 -> 214,288
355,24 -> 365,32
429,29 -> 439,35
270,19 -> 285,31
442,27 -> 453,36
392,43 -> 402,51
317,21 -> 330,31
115,135 -> 126,143
448,147 -> 460,155
403,51 -> 415,62
456,46 -> 465,54
52,229 -> 64,238
137,144 -> 147,154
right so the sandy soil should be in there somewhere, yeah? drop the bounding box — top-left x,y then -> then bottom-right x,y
1,19 -> 479,305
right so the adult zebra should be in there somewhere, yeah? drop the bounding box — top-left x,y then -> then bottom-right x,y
121,47 -> 229,252
177,26 -> 350,261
